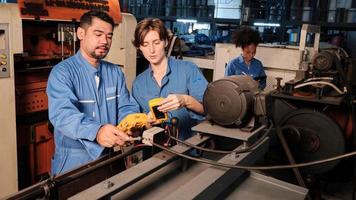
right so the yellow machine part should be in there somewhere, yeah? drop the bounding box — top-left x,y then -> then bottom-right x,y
149,98 -> 168,121
117,113 -> 148,133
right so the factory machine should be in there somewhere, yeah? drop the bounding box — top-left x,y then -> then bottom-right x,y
2,2 -> 355,199
5,98 -> 309,200
3,26 -> 328,200
212,24 -> 356,191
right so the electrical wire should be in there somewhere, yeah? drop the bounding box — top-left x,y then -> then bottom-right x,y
294,81 -> 345,95
151,142 -> 356,171
168,123 -> 272,154
304,77 -> 334,82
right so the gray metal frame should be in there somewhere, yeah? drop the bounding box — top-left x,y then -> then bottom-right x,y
69,135 -> 211,200
70,123 -> 308,200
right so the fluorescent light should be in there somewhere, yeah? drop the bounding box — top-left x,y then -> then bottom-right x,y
253,22 -> 280,27
176,19 -> 197,23
193,23 -> 210,30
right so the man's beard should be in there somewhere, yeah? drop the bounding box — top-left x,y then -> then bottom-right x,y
91,52 -> 107,59
91,46 -> 109,59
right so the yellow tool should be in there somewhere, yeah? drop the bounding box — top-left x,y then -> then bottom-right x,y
117,113 -> 148,133
149,98 -> 168,122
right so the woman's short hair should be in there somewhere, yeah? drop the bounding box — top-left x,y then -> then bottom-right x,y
132,18 -> 169,48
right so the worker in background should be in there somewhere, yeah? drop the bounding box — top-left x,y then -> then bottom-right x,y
329,34 -> 351,56
46,11 -> 140,175
225,27 -> 267,90
131,18 -> 208,140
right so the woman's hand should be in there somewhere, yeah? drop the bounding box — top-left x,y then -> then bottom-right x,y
158,94 -> 187,112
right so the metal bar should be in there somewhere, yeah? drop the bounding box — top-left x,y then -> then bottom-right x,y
54,146 -> 146,187
60,25 -> 64,60
192,121 -> 265,142
163,137 -> 269,200
275,125 -> 306,187
6,146 -> 146,200
69,135 -> 211,200
4,180 -> 47,200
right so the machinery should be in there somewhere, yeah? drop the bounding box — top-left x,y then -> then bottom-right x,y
203,24 -> 356,194
5,117 -> 309,200
203,75 -> 266,128
1,2 -> 354,199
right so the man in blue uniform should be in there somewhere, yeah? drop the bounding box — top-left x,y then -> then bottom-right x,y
132,18 -> 208,140
47,11 -> 139,175
225,27 -> 267,90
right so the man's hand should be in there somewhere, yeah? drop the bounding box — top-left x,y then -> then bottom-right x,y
96,124 -> 129,147
158,94 -> 187,112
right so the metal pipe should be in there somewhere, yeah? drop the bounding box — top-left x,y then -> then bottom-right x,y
54,146 -> 147,187
5,146 -> 147,200
61,25 -> 64,60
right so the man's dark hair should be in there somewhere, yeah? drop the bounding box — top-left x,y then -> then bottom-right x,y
232,27 -> 261,49
80,10 -> 115,29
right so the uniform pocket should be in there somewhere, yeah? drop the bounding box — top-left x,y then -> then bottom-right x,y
106,95 -> 119,101
78,100 -> 95,117
106,95 -> 119,120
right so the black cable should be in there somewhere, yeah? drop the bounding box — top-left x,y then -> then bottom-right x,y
152,141 -> 356,171
169,123 -> 273,154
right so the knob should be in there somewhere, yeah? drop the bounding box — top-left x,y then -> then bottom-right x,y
2,68 -> 7,72
0,61 -> 7,65
0,54 -> 6,59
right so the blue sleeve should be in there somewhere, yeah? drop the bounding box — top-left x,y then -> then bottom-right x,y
225,61 -> 234,76
187,62 -> 208,120
116,69 -> 140,122
47,66 -> 101,142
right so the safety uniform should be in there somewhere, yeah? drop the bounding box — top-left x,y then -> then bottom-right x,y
47,51 -> 139,175
132,57 -> 208,140
225,55 -> 267,89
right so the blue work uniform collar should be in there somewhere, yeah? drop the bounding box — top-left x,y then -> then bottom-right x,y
238,54 -> 256,65
149,57 -> 172,87
76,50 -> 102,75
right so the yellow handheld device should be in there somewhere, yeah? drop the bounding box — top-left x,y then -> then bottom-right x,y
149,98 -> 168,121
117,113 -> 148,133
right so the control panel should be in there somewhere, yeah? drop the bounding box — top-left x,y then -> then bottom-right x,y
0,24 -> 10,78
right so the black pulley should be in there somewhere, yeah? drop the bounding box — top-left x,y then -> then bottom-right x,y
279,109 -> 345,174
203,75 -> 259,126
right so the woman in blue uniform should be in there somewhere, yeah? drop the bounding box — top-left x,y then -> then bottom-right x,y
225,27 -> 267,90
131,18 -> 208,140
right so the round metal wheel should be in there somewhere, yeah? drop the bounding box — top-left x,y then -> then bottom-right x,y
279,109 -> 345,174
